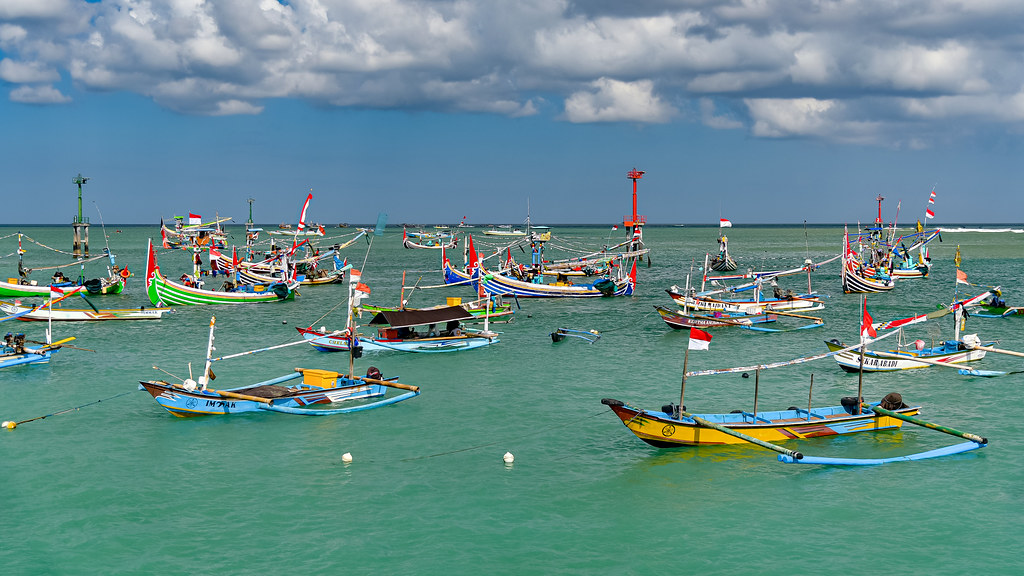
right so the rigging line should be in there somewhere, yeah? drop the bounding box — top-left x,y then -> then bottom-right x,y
9,391 -> 134,427
400,409 -> 608,462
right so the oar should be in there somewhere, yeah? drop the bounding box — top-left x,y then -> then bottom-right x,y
860,403 -> 987,444
32,336 -> 77,352
765,309 -> 823,322
678,409 -> 804,460
204,388 -> 273,404
355,376 -> 420,393
78,292 -> 101,313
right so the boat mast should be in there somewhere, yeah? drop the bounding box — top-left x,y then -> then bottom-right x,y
199,316 -> 216,391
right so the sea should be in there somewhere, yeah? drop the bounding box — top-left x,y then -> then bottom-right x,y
1,224 -> 1021,574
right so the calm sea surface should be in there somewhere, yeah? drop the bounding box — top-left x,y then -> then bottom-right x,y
2,225 -> 1022,574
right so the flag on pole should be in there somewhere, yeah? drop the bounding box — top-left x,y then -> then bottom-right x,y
956,269 -> 968,285
688,327 -> 712,350
50,286 -> 65,301
925,208 -> 935,219
355,282 -> 371,295
719,218 -> 732,228
861,298 -> 877,339
928,190 -> 936,204
188,213 -> 202,225
611,225 -> 618,230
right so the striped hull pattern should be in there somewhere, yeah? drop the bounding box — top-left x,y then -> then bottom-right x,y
471,262 -> 636,298
0,302 -> 170,321
654,305 -> 776,328
145,240 -> 297,306
841,262 -> 896,293
666,290 -> 823,314
603,399 -> 920,448
824,340 -> 989,372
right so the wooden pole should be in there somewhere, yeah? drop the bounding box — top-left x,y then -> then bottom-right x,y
679,409 -> 803,460
857,295 -> 866,415
861,403 -> 987,444
678,345 -> 690,418
971,344 -> 1024,359
753,367 -> 760,423
807,374 -> 813,421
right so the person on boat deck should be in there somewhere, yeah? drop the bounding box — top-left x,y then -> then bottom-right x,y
445,320 -> 460,336
51,271 -> 67,284
427,323 -> 438,337
988,292 -> 1006,308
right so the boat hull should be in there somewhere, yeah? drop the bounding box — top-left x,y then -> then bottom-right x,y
0,301 -> 169,321
602,398 -> 920,448
138,373 -> 386,417
297,327 -> 497,353
0,347 -> 56,368
655,305 -> 775,328
824,339 -> 989,372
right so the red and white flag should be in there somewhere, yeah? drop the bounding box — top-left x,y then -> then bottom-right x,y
296,193 -> 312,232
355,282 -> 371,295
861,298 -> 877,339
49,285 -> 65,301
928,190 -> 936,204
956,269 -> 969,285
188,213 -> 202,225
688,327 -> 712,350
719,218 -> 732,228
925,208 -> 935,219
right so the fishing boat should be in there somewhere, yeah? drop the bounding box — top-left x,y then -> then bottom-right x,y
602,395 -> 921,448
403,228 -> 458,249
0,233 -> 127,297
602,324 -> 987,465
139,316 -> 419,417
968,290 -> 1024,318
0,301 -> 170,321
824,290 -> 994,372
655,305 -> 777,329
361,295 -> 514,324
145,239 -> 298,306
1,289 -> 78,368
709,233 -> 737,272
482,226 -> 526,236
299,306 -> 498,354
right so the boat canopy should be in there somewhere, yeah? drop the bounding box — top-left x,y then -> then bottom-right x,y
367,306 -> 474,328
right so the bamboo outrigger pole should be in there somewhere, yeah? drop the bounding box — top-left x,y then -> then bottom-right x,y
860,403 -> 987,445
678,409 -> 804,460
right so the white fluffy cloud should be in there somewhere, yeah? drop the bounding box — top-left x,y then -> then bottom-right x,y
1,0 -> 1023,144
564,78 -> 675,123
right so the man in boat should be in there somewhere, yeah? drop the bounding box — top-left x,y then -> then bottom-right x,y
52,270 -> 68,284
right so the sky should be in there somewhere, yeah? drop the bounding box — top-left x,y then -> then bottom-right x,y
1,0 -> 1023,226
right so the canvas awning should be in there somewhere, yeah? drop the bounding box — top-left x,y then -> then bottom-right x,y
367,306 -> 474,328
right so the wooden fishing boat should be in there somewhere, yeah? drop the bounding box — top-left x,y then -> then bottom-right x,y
0,301 -> 170,321
145,239 -> 298,306
139,368 -> 417,417
403,228 -> 457,249
666,287 -> 823,313
474,261 -> 635,298
361,295 -> 514,324
482,227 -> 526,236
0,279 -> 53,298
298,306 -> 498,354
841,252 -> 896,293
0,333 -> 71,368
824,336 -> 990,372
655,305 -> 776,328
966,291 -> 1024,318
601,395 -> 921,448
139,315 -> 418,417
709,234 -> 737,272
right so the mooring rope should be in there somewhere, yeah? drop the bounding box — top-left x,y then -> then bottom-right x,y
3,391 -> 134,430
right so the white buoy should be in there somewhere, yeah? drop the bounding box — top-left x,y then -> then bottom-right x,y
2,421 -> 14,430
282,320 -> 287,324
342,452 -> 353,463
503,451 -> 514,464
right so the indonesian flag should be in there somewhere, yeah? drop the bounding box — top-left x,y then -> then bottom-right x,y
611,225 -> 618,230
296,193 -> 312,232
349,269 -> 361,284
720,218 -> 732,228
925,208 -> 935,219
861,298 -> 877,339
928,189 -> 936,204
688,327 -> 712,350
50,285 -> 66,301
355,282 -> 371,295
188,213 -> 201,225
317,224 -> 325,236
956,269 -> 969,284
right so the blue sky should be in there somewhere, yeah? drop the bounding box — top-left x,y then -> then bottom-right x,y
1,0 -> 1022,225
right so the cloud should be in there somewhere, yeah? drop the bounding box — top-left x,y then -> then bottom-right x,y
0,0 -> 1021,145
564,78 -> 675,123
10,84 -> 70,104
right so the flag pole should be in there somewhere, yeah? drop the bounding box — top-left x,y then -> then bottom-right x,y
857,295 -> 866,415
679,345 -> 689,418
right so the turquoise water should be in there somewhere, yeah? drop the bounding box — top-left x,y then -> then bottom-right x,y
2,225 -> 1022,574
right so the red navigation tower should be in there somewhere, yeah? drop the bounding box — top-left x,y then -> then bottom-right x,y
624,168 -> 646,230
874,194 -> 885,225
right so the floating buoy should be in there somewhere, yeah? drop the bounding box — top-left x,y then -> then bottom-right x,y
342,452 -> 353,463
503,451 -> 514,464
282,320 -> 287,324
3,420 -> 16,430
